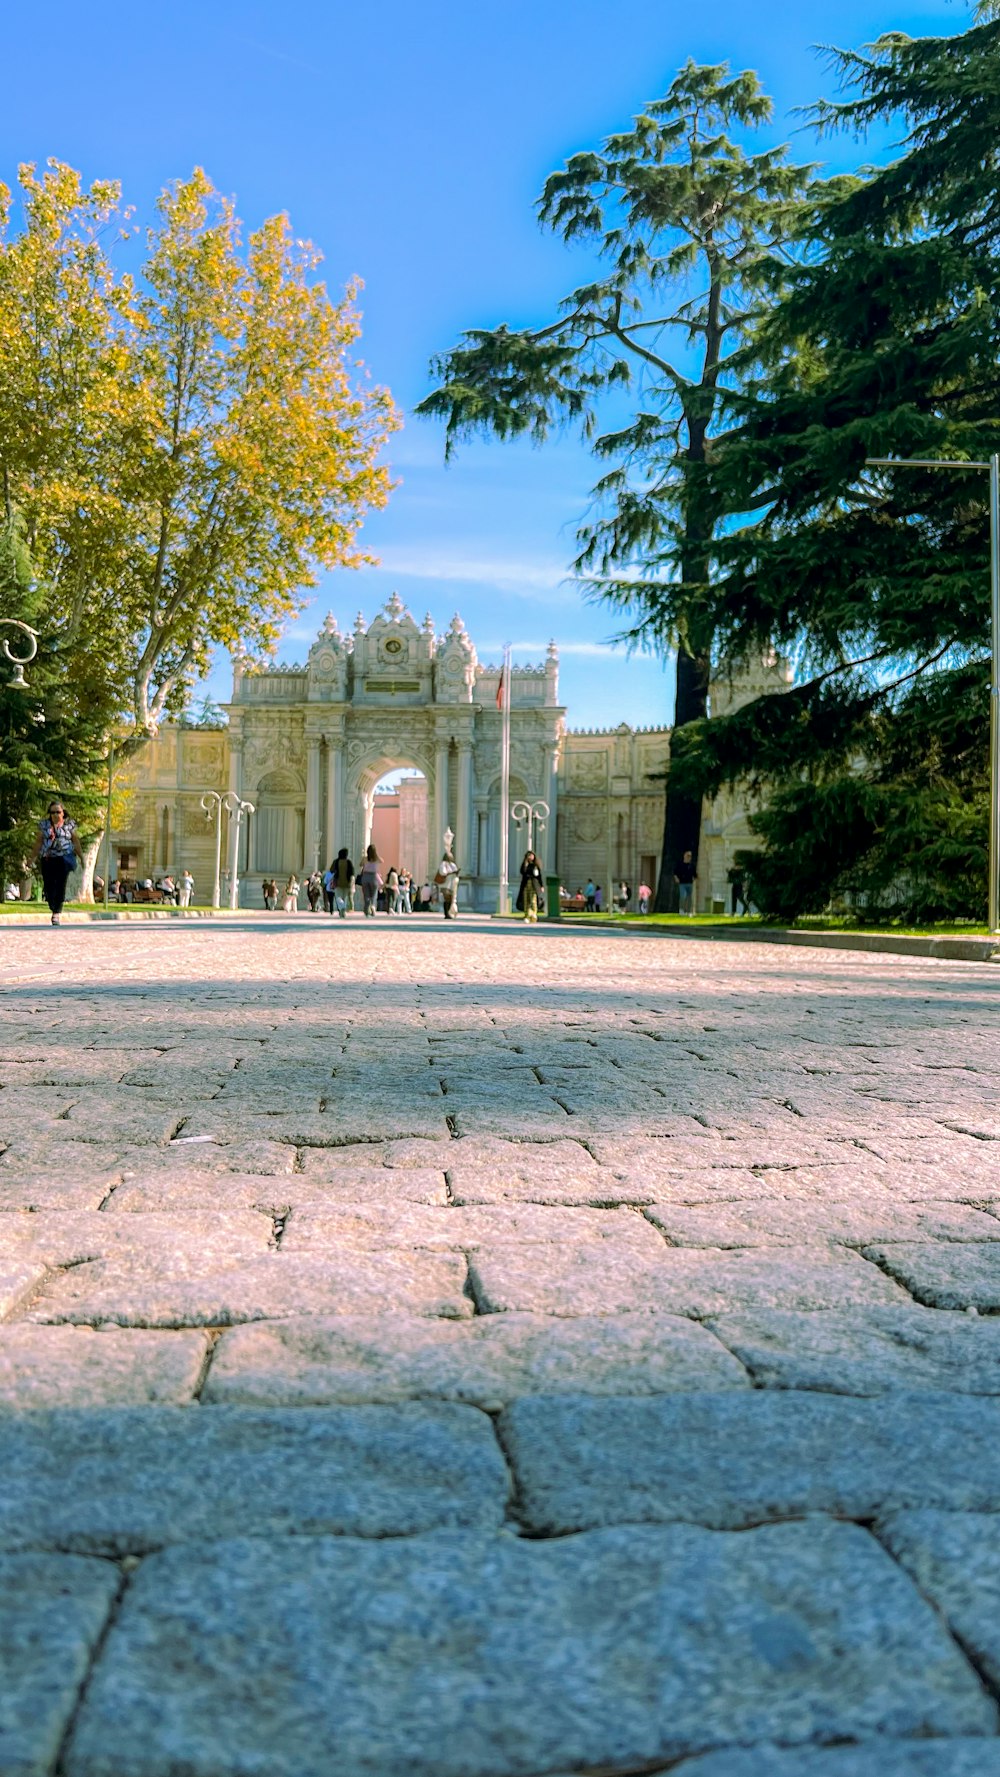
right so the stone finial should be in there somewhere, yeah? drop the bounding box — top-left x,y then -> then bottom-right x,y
385,591 -> 406,619
354,611 -> 366,634
423,612 -> 435,636
322,612 -> 338,637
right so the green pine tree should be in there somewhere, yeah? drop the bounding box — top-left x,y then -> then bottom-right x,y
669,14 -> 1000,922
418,64 -> 811,908
0,519 -> 115,892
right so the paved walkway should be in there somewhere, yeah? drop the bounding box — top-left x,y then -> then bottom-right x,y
2,915 -> 1000,1777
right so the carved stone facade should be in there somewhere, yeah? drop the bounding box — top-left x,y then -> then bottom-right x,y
115,598 -> 790,910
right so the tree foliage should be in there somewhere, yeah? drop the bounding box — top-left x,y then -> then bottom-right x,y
418,66 -> 811,906
0,161 -> 399,761
666,15 -> 1000,922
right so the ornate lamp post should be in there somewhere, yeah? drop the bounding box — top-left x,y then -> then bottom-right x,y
511,797 -> 550,863
201,791 -> 227,909
225,793 -> 254,911
201,789 -> 254,909
0,620 -> 38,689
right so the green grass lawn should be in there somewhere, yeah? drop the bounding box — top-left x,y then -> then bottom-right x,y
559,910 -> 996,937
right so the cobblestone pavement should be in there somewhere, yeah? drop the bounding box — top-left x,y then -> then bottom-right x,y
2,914 -> 1000,1777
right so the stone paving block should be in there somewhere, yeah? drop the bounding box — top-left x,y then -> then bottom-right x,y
203,1310 -> 749,1407
469,1244 -> 904,1317
646,1201 -> 1000,1247
280,1201 -> 665,1255
182,1106 -> 453,1145
0,1325 -> 207,1406
669,1741 -> 1000,1776
105,1170 -> 297,1213
500,1392 -> 1000,1532
448,1168 -> 659,1206
62,1519 -> 997,1777
0,1256 -> 48,1318
0,1550 -> 120,1777
297,1137 -> 452,1172
710,1305 -> 1000,1395
623,1168 -> 804,1205
1,1209 -> 271,1268
0,1404 -> 508,1555
864,1242 -> 1000,1309
59,1097 -> 185,1145
126,1138 -> 297,1175
24,1249 -> 473,1328
878,1510 -> 1000,1691
0,1168 -> 119,1211
105,1164 -> 451,1213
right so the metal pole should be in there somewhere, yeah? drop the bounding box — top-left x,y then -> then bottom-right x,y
990,455 -> 1000,934
228,805 -> 240,911
498,644 -> 511,916
102,738 -> 114,909
213,804 -> 222,909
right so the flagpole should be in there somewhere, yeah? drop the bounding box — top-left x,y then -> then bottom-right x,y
498,643 -> 511,915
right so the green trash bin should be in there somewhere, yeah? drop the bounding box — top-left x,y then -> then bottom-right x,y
545,874 -> 561,920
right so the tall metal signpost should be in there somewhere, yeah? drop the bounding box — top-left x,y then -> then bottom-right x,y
866,455 -> 1000,935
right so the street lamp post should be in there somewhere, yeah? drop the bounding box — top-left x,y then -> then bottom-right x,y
201,792 -> 226,909
866,455 -> 1000,934
511,798 -> 550,863
225,794 -> 254,911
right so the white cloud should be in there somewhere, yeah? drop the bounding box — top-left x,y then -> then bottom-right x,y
369,544 -> 579,600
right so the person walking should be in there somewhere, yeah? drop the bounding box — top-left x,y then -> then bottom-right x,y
618,880 -> 631,915
385,866 -> 400,913
674,851 -> 696,916
594,884 -> 603,912
306,870 -> 323,912
358,845 -> 382,917
435,848 -> 460,918
638,881 -> 652,914
30,799 -> 85,925
262,877 -> 278,911
398,868 -> 412,913
516,849 -> 543,923
178,868 -> 195,908
322,863 -> 336,914
331,848 -> 355,917
584,878 -> 596,912
282,874 -> 300,913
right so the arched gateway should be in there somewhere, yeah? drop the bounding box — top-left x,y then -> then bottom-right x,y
227,596 -> 563,910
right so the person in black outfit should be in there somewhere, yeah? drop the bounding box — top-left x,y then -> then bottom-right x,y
516,850 -> 544,923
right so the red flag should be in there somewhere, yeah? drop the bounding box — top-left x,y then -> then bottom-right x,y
496,668 -> 504,711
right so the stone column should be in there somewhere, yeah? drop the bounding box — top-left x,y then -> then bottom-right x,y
324,737 -> 345,862
456,743 -> 474,872
434,740 -> 449,860
304,737 -> 321,871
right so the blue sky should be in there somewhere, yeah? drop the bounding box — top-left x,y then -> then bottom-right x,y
1,0 -> 970,728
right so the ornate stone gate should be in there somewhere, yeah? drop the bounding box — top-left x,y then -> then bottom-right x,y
224,596 -> 563,909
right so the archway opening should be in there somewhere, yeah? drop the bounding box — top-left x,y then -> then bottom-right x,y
360,763 -> 429,886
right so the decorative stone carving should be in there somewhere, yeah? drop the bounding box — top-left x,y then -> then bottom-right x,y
571,800 -> 605,845
571,753 -> 607,790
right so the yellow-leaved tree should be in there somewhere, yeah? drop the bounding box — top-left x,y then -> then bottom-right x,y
0,162 -> 398,893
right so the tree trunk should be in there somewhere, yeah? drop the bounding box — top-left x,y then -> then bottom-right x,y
79,834 -> 103,903
654,647 -> 711,913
